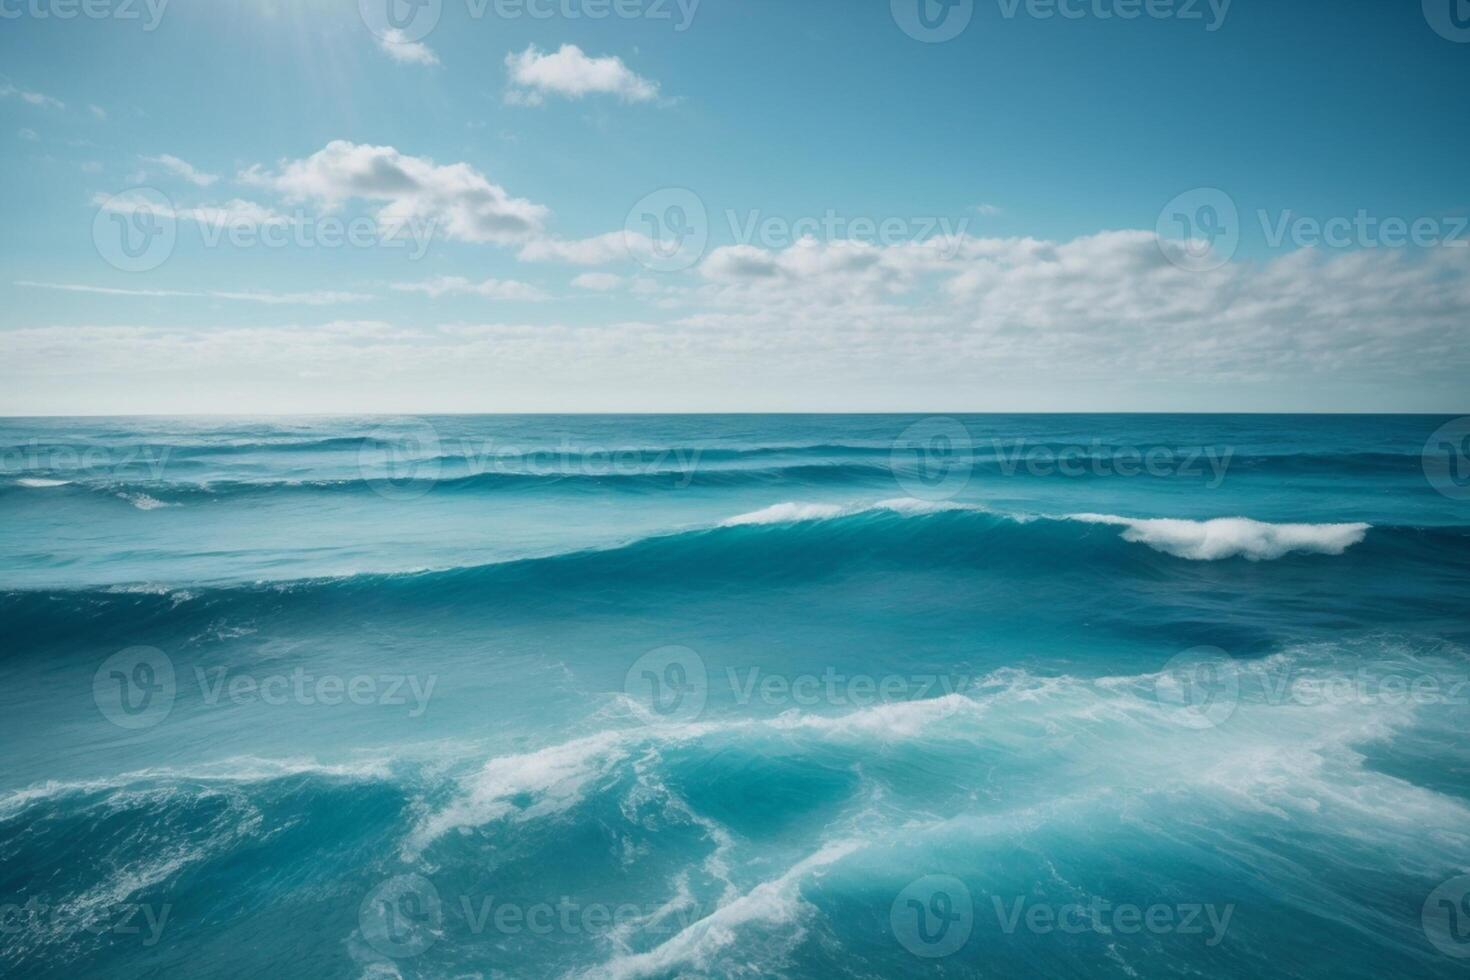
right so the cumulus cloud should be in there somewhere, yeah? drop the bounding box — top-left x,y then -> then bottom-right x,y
143,153 -> 220,187
240,140 -> 548,244
376,29 -> 439,66
684,231 -> 1470,385
9,224 -> 1468,411
391,276 -> 548,300
504,45 -> 660,105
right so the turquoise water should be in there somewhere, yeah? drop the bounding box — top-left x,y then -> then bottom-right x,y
2,414 -> 1469,978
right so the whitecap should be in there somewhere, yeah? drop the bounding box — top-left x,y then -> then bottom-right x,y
1067,513 -> 1370,560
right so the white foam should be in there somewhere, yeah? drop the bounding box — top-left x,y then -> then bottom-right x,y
588,839 -> 861,980
116,491 -> 176,511
0,755 -> 393,817
403,731 -> 630,857
1069,513 -> 1370,560
721,497 -> 975,527
720,501 -> 849,526
16,477 -> 70,488
767,691 -> 979,738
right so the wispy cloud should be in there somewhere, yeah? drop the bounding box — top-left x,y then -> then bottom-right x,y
143,153 -> 219,187
15,281 -> 370,305
391,276 -> 548,300
0,84 -> 64,110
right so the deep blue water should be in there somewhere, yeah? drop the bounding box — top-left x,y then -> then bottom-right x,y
2,414 -> 1469,978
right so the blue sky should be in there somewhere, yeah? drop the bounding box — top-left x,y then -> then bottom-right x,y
2,0 -> 1468,413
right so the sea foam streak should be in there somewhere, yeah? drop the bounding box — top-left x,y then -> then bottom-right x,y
1070,513 -> 1370,560
588,839 -> 863,980
721,497 -> 976,526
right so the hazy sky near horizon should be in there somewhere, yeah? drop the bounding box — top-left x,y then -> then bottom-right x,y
1,0 -> 1468,414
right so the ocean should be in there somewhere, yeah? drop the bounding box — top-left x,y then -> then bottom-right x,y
1,414 -> 1468,978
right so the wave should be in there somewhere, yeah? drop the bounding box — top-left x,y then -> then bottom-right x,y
5,503 -> 1460,652
0,461 -> 900,503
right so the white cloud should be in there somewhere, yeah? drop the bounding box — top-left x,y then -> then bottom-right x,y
504,45 -> 660,105
18,128 -> 38,142
8,225 -> 1468,412
89,104 -> 107,120
240,140 -> 548,244
0,84 -> 64,110
143,153 -> 220,187
974,203 -> 1002,216
14,281 -> 370,305
681,231 -> 1470,387
391,276 -> 548,300
571,272 -> 624,291
517,231 -> 655,265
376,29 -> 440,66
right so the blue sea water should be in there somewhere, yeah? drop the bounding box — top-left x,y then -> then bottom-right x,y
1,414 -> 1469,978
